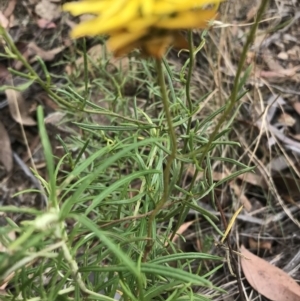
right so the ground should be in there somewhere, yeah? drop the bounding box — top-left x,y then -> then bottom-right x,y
0,0 -> 300,300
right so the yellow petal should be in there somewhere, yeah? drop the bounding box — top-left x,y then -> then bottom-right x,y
70,1 -> 141,37
101,0 -> 131,20
153,0 -> 221,15
108,29 -> 148,52
63,0 -> 132,18
125,15 -> 159,32
155,9 -> 217,29
140,0 -> 154,16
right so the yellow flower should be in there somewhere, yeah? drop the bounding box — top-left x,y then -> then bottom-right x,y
63,0 -> 220,58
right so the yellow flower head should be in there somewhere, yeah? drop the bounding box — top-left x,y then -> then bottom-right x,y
63,0 -> 221,58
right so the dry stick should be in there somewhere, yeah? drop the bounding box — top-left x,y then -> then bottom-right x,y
143,59 -> 177,262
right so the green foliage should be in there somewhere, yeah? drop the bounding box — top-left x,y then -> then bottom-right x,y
0,8 -> 266,298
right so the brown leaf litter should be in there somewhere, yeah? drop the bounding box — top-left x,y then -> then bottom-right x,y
241,245 -> 300,301
0,0 -> 73,218
5,88 -> 36,126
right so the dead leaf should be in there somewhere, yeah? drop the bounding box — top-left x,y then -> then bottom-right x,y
241,245 -> 300,301
277,113 -> 296,127
28,42 -> 65,61
277,52 -> 288,60
292,101 -> 300,116
0,11 -> 9,28
44,111 -> 65,124
246,0 -> 262,21
0,121 -> 13,172
36,18 -> 56,29
237,172 -> 264,187
35,0 -> 61,21
229,182 -> 252,211
248,238 -> 272,251
5,89 -> 36,126
3,0 -> 16,18
167,220 -> 195,245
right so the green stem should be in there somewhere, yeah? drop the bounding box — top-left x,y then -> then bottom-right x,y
180,30 -> 194,164
59,226 -> 110,299
185,30 -> 194,121
188,0 -> 269,192
0,26 -> 74,109
173,30 -> 194,242
144,58 -> 177,261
